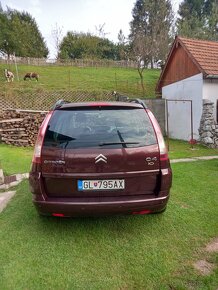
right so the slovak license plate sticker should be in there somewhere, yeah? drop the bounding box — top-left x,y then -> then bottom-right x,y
78,179 -> 125,191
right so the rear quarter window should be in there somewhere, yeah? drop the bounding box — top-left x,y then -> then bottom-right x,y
43,107 -> 157,149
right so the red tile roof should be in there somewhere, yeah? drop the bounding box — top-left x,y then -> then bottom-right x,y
179,37 -> 218,76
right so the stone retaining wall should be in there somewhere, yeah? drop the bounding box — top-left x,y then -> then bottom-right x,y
199,99 -> 218,148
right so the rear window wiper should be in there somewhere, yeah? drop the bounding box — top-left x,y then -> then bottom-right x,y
98,142 -> 139,146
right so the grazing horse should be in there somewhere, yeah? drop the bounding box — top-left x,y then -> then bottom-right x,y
24,72 -> 39,81
4,69 -> 14,82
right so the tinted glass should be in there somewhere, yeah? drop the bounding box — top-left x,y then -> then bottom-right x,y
43,108 -> 157,149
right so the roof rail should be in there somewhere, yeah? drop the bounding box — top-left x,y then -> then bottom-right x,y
51,99 -> 70,110
128,98 -> 147,109
113,92 -> 129,102
113,92 -> 147,109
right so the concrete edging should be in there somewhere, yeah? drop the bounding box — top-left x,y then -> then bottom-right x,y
0,173 -> 29,190
0,169 -> 4,184
0,191 -> 16,213
171,155 -> 218,164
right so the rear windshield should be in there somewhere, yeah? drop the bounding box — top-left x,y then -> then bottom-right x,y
43,108 -> 157,149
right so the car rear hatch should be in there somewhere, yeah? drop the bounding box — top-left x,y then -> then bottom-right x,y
41,103 -> 161,198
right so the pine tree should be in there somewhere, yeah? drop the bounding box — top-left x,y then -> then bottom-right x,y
177,0 -> 218,41
206,0 -> 218,41
129,0 -> 174,95
129,0 -> 174,67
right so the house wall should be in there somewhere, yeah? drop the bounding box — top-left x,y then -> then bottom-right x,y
203,79 -> 218,121
162,73 -> 203,140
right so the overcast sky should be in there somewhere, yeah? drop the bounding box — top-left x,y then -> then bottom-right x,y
1,0 -> 182,58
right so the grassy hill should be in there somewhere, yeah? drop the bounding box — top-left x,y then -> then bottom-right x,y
0,63 -> 160,98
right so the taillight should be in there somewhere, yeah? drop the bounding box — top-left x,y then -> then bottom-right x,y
32,111 -> 53,164
52,213 -> 65,217
146,109 -> 169,168
132,210 -> 151,215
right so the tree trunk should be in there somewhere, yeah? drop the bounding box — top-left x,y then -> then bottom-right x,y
150,57 -> 154,69
137,67 -> 145,96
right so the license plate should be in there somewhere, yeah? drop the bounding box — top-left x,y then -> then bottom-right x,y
78,179 -> 125,191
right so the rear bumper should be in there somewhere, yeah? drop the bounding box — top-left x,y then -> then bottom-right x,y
33,194 -> 170,217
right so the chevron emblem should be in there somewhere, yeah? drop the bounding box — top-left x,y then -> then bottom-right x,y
95,154 -> 107,164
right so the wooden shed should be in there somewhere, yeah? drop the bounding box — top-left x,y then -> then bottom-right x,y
157,36 -> 218,140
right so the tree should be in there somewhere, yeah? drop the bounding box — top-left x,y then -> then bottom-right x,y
59,32 -> 117,60
177,0 -> 218,41
206,0 -> 218,40
117,29 -> 129,60
51,23 -> 63,59
0,6 -> 48,58
95,23 -> 109,38
129,0 -> 174,95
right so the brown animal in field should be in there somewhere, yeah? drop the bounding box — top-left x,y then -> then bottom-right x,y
4,69 -> 14,82
24,72 -> 39,81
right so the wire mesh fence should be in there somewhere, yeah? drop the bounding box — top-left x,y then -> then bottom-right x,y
0,59 -> 159,98
0,90 -> 116,112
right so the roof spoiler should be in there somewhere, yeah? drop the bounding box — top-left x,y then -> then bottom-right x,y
51,96 -> 147,110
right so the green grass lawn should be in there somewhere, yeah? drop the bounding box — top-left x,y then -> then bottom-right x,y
0,64 -> 160,97
168,139 -> 218,160
0,160 -> 217,289
0,144 -> 33,175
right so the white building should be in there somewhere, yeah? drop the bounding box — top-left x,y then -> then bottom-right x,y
157,36 -> 218,141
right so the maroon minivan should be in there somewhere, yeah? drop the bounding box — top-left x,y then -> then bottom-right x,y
29,100 -> 172,217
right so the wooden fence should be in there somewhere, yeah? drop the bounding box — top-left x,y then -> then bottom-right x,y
0,57 -> 138,68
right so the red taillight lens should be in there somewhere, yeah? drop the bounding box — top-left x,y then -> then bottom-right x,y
32,111 -> 53,164
52,213 -> 65,217
146,109 -> 169,168
160,153 -> 169,161
132,210 -> 151,215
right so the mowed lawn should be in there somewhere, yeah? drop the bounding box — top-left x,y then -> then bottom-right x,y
0,160 -> 217,289
167,139 -> 218,159
0,144 -> 33,175
0,63 -> 160,97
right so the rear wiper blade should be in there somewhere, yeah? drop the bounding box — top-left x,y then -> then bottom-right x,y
99,142 -> 139,146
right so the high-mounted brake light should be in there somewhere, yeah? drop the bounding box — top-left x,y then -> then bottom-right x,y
146,109 -> 169,168
32,111 -> 53,164
89,102 -> 109,106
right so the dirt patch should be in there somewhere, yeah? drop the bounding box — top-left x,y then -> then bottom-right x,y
193,260 -> 215,276
4,175 -> 17,184
206,237 -> 218,253
180,203 -> 189,209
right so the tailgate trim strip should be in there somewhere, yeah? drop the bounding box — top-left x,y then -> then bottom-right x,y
42,169 -> 160,178
35,195 -> 168,205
